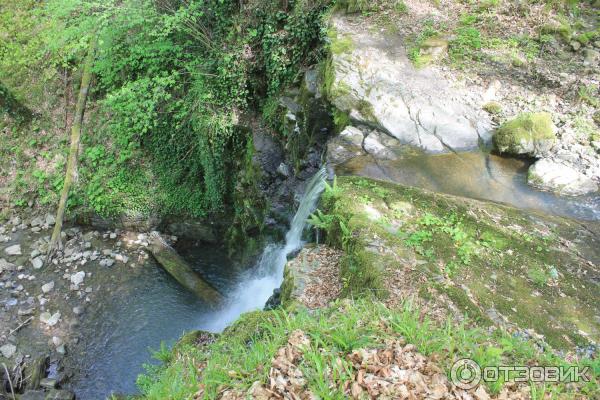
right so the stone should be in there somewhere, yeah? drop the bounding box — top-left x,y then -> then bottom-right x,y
42,281 -> 55,293
338,126 -> 364,147
52,336 -> 63,347
40,377 -> 58,389
40,311 -> 61,327
493,112 -> 556,157
304,67 -> 321,97
570,40 -> 581,51
20,390 -> 46,400
276,162 -> 291,177
363,130 -> 400,160
326,16 -> 492,153
70,271 -> 85,285
528,158 -> 598,196
0,258 -> 16,273
4,244 -> 22,256
72,306 -> 83,315
31,257 -> 44,270
326,126 -> 365,166
0,343 -> 16,358
418,36 -> 448,63
45,214 -> 56,226
99,258 -> 114,267
30,217 -> 43,227
44,389 -> 75,400
18,307 -> 35,316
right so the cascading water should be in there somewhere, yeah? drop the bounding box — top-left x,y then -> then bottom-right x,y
70,168 -> 327,398
204,167 -> 327,331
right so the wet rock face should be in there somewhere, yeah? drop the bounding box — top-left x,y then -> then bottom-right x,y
326,15 -> 492,153
528,158 -> 598,196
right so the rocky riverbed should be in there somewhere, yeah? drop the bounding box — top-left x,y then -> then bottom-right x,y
0,213 -> 172,398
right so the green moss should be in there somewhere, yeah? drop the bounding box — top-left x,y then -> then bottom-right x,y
493,112 -> 556,154
482,101 -> 502,115
317,176 -> 599,350
540,23 -> 572,41
328,29 -> 355,55
441,284 -> 493,326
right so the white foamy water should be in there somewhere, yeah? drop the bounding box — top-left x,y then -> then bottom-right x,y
203,167 -> 327,331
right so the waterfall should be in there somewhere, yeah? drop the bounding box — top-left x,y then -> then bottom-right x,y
204,167 -> 327,331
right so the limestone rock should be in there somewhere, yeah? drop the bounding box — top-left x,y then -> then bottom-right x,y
363,130 -> 401,160
4,244 -> 22,256
0,258 -> 15,273
493,112 -> 556,157
31,256 -> 44,270
45,214 -> 56,226
30,217 -> 43,227
0,343 -> 16,358
42,281 -> 55,293
40,311 -> 61,327
326,15 -> 491,153
70,271 -> 85,285
528,158 -> 598,196
326,126 -> 366,166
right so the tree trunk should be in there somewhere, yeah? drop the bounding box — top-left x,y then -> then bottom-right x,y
148,232 -> 223,306
47,39 -> 97,260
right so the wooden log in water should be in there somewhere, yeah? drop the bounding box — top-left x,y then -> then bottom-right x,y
148,232 -> 223,306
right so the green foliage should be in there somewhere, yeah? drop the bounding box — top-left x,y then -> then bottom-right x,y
578,84 -> 600,107
8,0 -> 333,218
137,299 -> 597,399
407,20 -> 440,66
449,26 -> 482,62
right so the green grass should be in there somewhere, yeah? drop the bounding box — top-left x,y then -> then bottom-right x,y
137,299 -> 599,399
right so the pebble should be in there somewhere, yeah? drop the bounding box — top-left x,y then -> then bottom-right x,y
40,311 -> 61,327
70,271 -> 85,285
52,336 -> 63,347
30,217 -> 43,227
99,258 -> 114,267
31,257 -> 44,270
4,244 -> 22,256
0,343 -> 17,358
42,281 -> 55,293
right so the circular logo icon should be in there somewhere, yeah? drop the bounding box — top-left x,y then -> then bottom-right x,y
451,358 -> 481,390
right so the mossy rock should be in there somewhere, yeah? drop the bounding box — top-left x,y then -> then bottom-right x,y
493,112 -> 556,156
319,176 -> 600,350
482,101 -> 502,115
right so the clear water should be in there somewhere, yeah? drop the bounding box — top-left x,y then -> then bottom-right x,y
336,151 -> 599,221
69,167 -> 326,399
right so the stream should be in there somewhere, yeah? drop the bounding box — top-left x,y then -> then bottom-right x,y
68,168 -> 327,399
336,150 -> 600,221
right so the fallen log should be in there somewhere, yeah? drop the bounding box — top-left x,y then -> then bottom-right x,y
148,232 -> 223,306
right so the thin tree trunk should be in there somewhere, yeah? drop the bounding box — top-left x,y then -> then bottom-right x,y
47,39 -> 97,260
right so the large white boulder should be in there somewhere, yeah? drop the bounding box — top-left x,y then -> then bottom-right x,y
326,15 -> 492,153
528,158 -> 598,196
